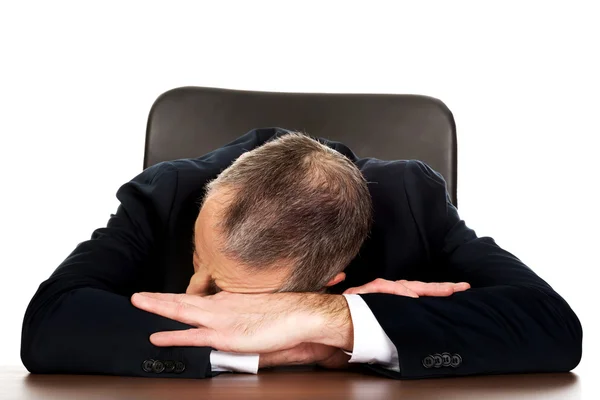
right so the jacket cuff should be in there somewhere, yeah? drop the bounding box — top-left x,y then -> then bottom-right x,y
342,294 -> 400,372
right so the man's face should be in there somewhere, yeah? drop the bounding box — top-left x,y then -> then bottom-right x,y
186,190 -> 292,295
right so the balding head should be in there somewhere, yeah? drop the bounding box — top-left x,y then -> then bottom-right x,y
191,132 -> 372,294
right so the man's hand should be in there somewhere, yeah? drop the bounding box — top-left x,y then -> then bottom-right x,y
259,343 -> 351,370
131,291 -> 353,354
256,279 -> 471,370
343,279 -> 470,297
185,253 -> 211,295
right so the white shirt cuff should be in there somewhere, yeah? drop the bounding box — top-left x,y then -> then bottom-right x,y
342,293 -> 400,372
210,350 -> 259,374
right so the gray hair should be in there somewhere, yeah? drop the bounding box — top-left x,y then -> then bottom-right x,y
204,132 -> 373,292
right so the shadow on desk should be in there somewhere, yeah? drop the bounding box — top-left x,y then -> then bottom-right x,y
17,367 -> 580,400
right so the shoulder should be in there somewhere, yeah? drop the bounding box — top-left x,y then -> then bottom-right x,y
121,162 -> 179,192
402,160 -> 449,201
359,158 -> 448,221
151,127 -> 289,179
358,158 -> 442,178
359,158 -> 445,192
357,157 -> 409,181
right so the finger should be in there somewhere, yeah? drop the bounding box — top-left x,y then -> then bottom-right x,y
135,292 -> 205,306
152,329 -> 260,354
186,273 -> 211,295
399,281 -> 454,296
453,282 -> 471,292
135,292 -> 182,301
150,328 -> 217,348
343,278 -> 389,295
343,282 -> 374,295
131,293 -> 208,326
344,281 -> 381,295
344,278 -> 417,296
344,278 -> 419,298
399,281 -> 470,296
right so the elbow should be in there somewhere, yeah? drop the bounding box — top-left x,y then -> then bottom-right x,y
21,319 -> 44,373
20,291 -> 65,374
565,339 -> 583,372
558,325 -> 582,372
21,278 -> 80,374
540,288 -> 583,372
21,314 -> 63,374
21,298 -> 38,372
21,302 -> 53,374
21,342 -> 41,374
507,285 -> 582,373
560,301 -> 583,371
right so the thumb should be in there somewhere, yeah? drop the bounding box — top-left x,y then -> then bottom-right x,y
186,272 -> 210,295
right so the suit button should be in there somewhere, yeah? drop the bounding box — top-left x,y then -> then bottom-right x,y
441,352 -> 452,367
174,361 -> 186,373
152,360 -> 165,373
432,353 -> 443,368
422,355 -> 434,368
164,360 -> 175,373
142,359 -> 154,373
450,353 -> 462,368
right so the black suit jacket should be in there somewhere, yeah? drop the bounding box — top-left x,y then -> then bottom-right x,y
21,128 -> 582,379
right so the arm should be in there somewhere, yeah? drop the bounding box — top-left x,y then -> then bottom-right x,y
358,160 -> 582,378
206,294 -> 400,374
21,162 -> 213,378
342,294 -> 400,371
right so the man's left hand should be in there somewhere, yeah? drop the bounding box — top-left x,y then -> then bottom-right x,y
259,342 -> 350,370
344,279 -> 470,297
131,291 -> 353,354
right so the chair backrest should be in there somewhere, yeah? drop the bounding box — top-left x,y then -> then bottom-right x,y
145,86 -> 457,205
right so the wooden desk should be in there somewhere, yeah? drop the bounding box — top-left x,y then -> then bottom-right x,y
2,366 -> 580,399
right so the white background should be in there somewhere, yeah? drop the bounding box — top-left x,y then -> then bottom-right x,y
1,0 -> 598,382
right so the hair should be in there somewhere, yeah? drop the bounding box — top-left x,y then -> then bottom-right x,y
203,132 -> 373,292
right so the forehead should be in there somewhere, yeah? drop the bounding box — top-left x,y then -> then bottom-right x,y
194,195 -> 220,249
192,189 -> 292,293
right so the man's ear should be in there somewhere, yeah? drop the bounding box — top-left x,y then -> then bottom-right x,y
325,272 -> 346,287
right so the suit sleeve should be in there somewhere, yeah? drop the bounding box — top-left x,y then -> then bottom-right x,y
359,160 -> 582,379
21,162 -> 214,378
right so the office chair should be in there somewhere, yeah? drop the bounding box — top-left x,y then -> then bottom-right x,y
144,87 -> 457,206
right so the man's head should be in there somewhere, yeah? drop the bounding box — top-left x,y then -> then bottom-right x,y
188,132 -> 372,294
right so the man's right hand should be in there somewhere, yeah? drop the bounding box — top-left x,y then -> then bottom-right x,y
343,278 -> 470,297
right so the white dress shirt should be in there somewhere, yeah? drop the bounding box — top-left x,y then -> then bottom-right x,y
210,294 -> 400,373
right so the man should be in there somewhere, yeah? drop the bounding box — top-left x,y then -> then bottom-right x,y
21,128 -> 582,379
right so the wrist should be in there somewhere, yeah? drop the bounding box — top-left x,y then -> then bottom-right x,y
308,294 -> 354,351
